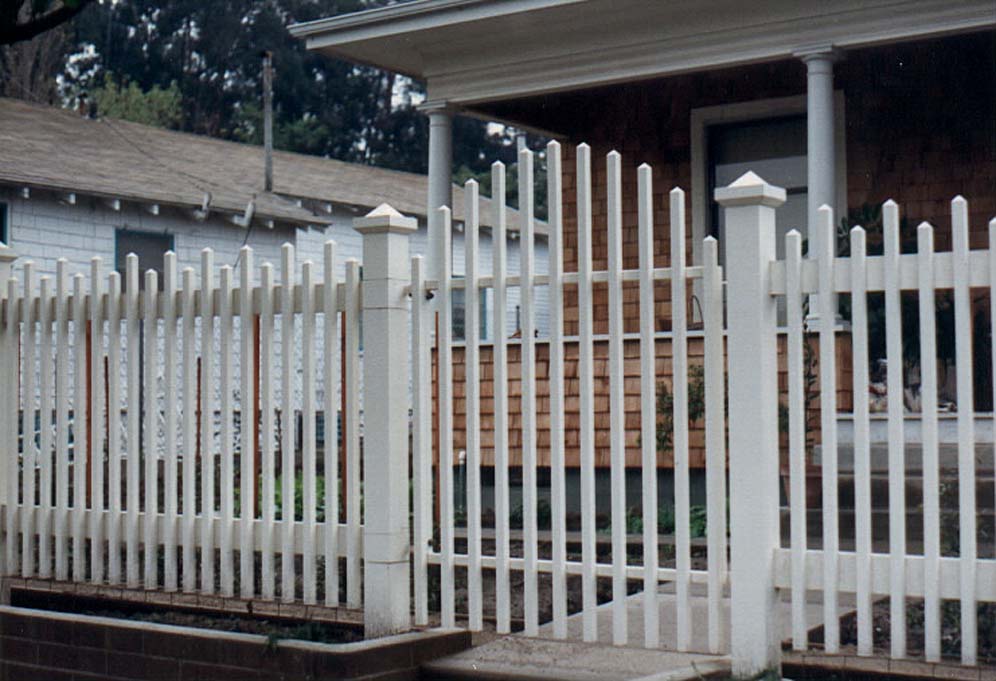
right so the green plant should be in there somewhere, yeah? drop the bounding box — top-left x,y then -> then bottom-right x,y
655,365 -> 706,454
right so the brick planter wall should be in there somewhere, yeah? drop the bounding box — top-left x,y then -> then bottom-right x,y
0,606 -> 470,681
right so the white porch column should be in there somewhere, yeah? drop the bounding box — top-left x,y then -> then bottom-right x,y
423,102 -> 454,283
355,204 -> 418,637
716,172 -> 786,679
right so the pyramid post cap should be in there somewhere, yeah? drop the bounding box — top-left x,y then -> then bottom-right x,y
354,203 -> 418,234
714,171 -> 786,208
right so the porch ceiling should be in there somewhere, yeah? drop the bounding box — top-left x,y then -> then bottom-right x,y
290,0 -> 994,108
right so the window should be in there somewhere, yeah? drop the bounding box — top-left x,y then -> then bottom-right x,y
452,280 -> 488,341
0,202 -> 8,245
115,228 -> 173,290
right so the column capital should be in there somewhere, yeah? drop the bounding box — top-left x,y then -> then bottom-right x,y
793,44 -> 843,64
417,99 -> 459,116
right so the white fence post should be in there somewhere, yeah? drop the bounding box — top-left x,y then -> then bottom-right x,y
715,172 -> 785,678
354,203 -> 417,637
0,242 -> 16,581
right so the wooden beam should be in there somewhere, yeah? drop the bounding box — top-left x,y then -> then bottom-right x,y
104,198 -> 121,212
20,187 -> 29,199
145,203 -> 160,216
60,192 -> 76,206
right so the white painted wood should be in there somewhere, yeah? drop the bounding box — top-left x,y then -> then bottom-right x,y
55,259 -> 70,581
72,273 -> 87,583
219,266 -> 235,597
323,241 -> 340,608
125,255 -> 140,588
142,270 -> 159,589
437,207 -> 455,628
576,144 -> 598,643
816,206 -> 839,653
637,163 -> 660,650
785,229 -> 806,651
410,253 -> 429,622
882,200 -> 906,659
519,149 -> 539,637
260,262 -> 276,600
951,197 -> 976,666
38,274 -> 53,579
464,181 -> 483,631
163,252 -> 178,591
344,258 -> 362,608
302,260 -> 318,605
702,235 -> 727,655
22,261 -> 35,578
850,227 -> 872,657
918,222 -> 941,662
199,249 -> 216,595
106,271 -> 122,584
491,162 -> 512,635
6,276 -> 20,576
670,186 -> 691,652
281,243 -> 296,603
89,258 -> 105,583
715,172 -> 785,678
181,268 -> 197,592
547,141 -> 568,641
606,151 -> 628,647
239,246 -> 255,599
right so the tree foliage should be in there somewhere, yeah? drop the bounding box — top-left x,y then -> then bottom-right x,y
0,0 -> 94,46
89,73 -> 182,127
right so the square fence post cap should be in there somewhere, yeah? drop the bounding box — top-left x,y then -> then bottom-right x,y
354,203 -> 418,234
714,171 -> 787,208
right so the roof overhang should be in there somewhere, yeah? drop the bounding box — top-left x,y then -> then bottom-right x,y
291,0 -> 996,107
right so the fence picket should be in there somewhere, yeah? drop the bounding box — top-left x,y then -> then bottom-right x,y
882,200 -> 906,659
6,276 -> 19,576
301,260 -> 318,605
917,222 -> 941,662
281,244 -> 296,603
181,267 -> 197,592
89,257 -> 105,583
239,246 -> 255,599
125,254 -> 140,588
576,144 -> 598,643
670,187 -> 691,652
107,270 -> 122,584
519,149 -> 539,637
323,241 -> 340,608
260,262 -> 276,600
219,265 -> 235,597
142,270 -> 158,589
55,259 -> 70,581
951,197 -> 976,666
163,252 -> 178,591
72,273 -> 87,583
850,227 -> 872,657
464,180 -> 483,631
344,258 -> 361,608
491,162 -> 511,634
199,249 -> 216,594
548,141 -> 568,641
436,208 -> 455,628
786,230 -> 806,650
637,163 -> 659,649
817,206 -> 839,653
22,261 -> 35,578
39,274 -> 53,579
410,252 -> 428,621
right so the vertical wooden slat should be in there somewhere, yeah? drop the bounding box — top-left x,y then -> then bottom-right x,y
491,162 -> 511,634
882,200 -> 906,659
239,246 -> 255,600
786,230 -> 807,650
702,236 -> 727,654
142,270 -> 158,589
7,276 -> 20,576
411,253 -> 429,622
323,241 -> 340,607
38,274 -> 53,579
280,244 -> 296,603
817,206 -> 839,653
606,151 -> 628,647
464,180 -> 483,631
199,249 -> 216,595
917,222 -> 941,662
181,267 -> 197,592
125,255 -> 140,588
55,259 -> 70,581
548,141 -> 568,641
72,273 -> 87,583
951,197 -> 976,666
163,252 -> 178,591
851,227 -> 872,657
436,209 -> 455,627
637,163 -> 659,649
670,187 -> 691,651
260,262 -> 276,600
89,258 -> 105,584
576,143 -> 598,643
106,271 -> 122,584
302,260 -> 317,605
344,258 -> 362,608
219,265 -> 235,597
22,261 -> 35,578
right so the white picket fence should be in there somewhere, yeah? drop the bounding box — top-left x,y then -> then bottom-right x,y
0,242 -> 363,606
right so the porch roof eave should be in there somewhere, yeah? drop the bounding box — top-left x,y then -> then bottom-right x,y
290,0 -> 996,108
